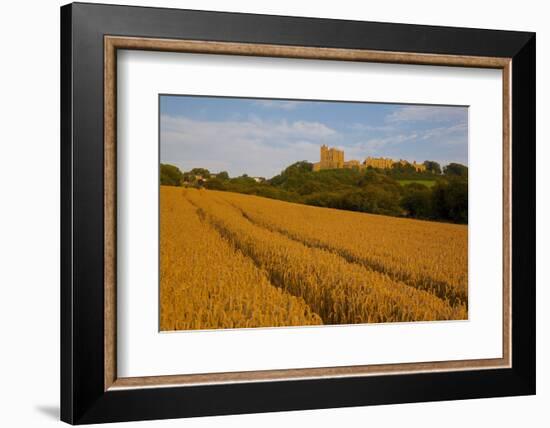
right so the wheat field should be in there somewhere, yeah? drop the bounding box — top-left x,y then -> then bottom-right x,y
160,186 -> 468,331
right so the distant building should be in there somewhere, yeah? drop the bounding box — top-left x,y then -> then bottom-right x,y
343,159 -> 361,168
364,156 -> 395,169
252,176 -> 266,183
312,145 -> 426,172
411,161 -> 426,172
312,144 -> 344,171
365,157 -> 427,172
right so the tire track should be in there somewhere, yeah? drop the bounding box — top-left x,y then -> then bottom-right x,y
217,195 -> 466,308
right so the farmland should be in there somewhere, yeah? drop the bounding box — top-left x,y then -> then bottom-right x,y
160,186 -> 468,331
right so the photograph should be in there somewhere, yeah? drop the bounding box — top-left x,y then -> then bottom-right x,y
159,95 -> 469,331
54,2 -> 537,424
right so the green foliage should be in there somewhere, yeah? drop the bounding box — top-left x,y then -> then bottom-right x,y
178,162 -> 468,224
160,164 -> 183,186
424,160 -> 442,175
189,168 -> 211,178
283,161 -> 314,175
385,165 -> 439,180
443,163 -> 468,177
216,171 -> 229,180
397,179 -> 436,188
400,183 -> 432,218
338,186 -> 403,216
204,178 -> 225,190
270,163 -> 361,198
430,178 -> 468,223
391,162 -> 416,173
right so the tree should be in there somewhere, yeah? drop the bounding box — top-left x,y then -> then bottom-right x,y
445,179 -> 468,223
160,164 -> 183,186
181,172 -> 195,184
400,183 -> 432,219
216,171 -> 229,180
391,162 -> 416,173
171,160 -> 467,224
189,168 -> 211,178
430,178 -> 468,223
443,163 -> 468,177
423,160 -> 442,175
337,185 -> 402,216
204,178 -> 225,190
281,161 -> 313,176
297,181 -> 324,195
270,161 -> 313,187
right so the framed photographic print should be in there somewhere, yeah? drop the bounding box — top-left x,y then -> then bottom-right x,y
60,2 -> 536,424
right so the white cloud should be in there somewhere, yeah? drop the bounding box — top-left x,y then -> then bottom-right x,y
160,115 -> 337,177
417,123 -> 468,143
346,133 -> 420,157
386,105 -> 468,123
345,122 -> 467,164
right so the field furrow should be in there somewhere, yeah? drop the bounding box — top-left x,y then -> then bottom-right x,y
160,186 -> 323,331
185,188 -> 466,324
211,190 -> 468,308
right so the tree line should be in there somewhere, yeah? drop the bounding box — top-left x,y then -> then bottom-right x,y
160,160 -> 468,224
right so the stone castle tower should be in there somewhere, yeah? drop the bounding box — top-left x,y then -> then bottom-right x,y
314,144 -> 344,171
313,145 -> 426,172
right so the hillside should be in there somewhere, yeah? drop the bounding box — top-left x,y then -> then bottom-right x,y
161,160 -> 468,224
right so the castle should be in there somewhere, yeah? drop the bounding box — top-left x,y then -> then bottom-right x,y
312,145 -> 426,172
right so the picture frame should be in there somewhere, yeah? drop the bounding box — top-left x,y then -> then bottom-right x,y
60,2 -> 535,424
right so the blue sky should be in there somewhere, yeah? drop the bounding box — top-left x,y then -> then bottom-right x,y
160,95 -> 468,178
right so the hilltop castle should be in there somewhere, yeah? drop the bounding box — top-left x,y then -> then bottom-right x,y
312,145 -> 426,172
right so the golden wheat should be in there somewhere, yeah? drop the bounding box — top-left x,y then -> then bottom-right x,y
210,190 -> 468,308
160,186 -> 322,331
185,188 -> 466,325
